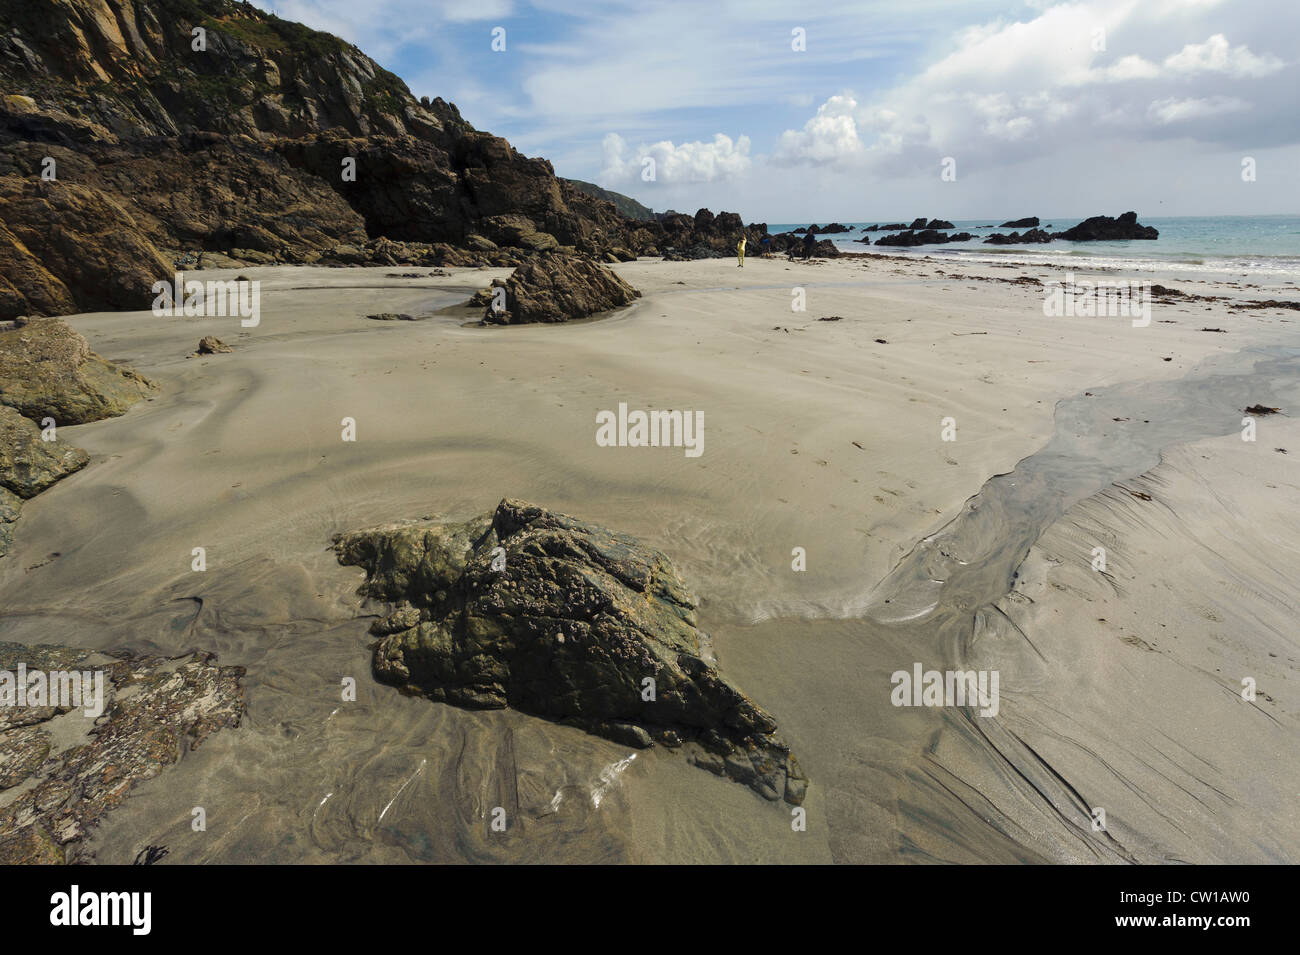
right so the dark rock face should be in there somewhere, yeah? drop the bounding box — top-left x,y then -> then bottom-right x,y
804,222 -> 850,234
0,0 -> 651,310
481,254 -> 640,325
0,318 -> 157,424
924,219 -> 954,230
334,499 -> 808,804
0,643 -> 245,864
983,228 -> 1053,245
1053,211 -> 1158,241
999,217 -> 1039,228
0,178 -> 173,319
562,179 -> 653,221
872,229 -> 972,247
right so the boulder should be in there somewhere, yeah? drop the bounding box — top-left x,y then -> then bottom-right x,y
334,499 -> 808,804
194,335 -> 232,354
0,404 -> 88,500
924,219 -> 955,230
0,319 -> 157,424
1053,211 -> 1158,241
999,217 -> 1039,228
482,254 -> 639,325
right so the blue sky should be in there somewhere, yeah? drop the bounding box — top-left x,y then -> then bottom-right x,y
257,0 -> 1300,222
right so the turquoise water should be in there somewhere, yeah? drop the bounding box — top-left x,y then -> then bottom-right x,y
765,215 -> 1300,282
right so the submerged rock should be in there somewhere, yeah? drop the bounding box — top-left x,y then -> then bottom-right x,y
334,498 -> 807,803
482,254 -> 639,325
0,318 -> 156,424
0,644 -> 245,864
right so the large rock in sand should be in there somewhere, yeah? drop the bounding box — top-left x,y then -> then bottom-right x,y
334,499 -> 807,804
482,253 -> 639,324
0,318 -> 157,424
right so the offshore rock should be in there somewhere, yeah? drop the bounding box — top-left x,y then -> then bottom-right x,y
334,498 -> 807,804
1053,211 -> 1158,241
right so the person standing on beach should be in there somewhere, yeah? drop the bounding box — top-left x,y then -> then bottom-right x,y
802,231 -> 815,259
737,235 -> 746,267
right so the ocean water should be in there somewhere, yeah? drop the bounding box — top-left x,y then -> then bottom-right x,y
765,215 -> 1300,283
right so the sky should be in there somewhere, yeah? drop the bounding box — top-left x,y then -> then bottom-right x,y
255,0 -> 1300,222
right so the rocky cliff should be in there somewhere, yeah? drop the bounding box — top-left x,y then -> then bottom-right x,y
0,0 -> 657,317
0,0 -> 778,320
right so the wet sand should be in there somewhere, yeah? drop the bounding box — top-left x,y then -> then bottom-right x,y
0,255 -> 1295,863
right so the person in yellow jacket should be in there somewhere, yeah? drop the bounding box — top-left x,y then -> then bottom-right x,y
737,235 -> 746,268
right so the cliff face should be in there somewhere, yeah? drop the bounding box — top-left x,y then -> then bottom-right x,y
0,0 -> 640,317
0,0 -> 769,319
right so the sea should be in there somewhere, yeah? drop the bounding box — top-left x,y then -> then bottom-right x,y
765,215 -> 1300,285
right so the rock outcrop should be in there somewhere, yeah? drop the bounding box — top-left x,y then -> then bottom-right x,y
802,222 -> 851,234
1053,211 -> 1158,241
983,228 -> 1053,245
0,318 -> 156,424
0,178 -> 173,319
0,403 -> 89,558
871,229 -> 973,247
481,254 -> 639,325
0,643 -> 245,864
999,217 -> 1039,228
334,499 -> 808,804
0,404 -> 88,501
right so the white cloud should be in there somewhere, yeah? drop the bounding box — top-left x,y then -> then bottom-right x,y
600,132 -> 752,185
773,3 -> 1293,178
1163,33 -> 1284,77
1148,95 -> 1250,123
772,95 -> 865,166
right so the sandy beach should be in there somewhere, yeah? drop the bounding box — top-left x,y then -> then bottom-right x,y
0,253 -> 1296,863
